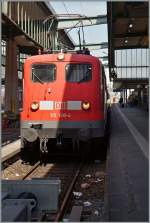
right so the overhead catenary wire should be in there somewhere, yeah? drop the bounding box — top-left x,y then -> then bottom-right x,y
62,1 -> 75,27
56,17 -> 88,50
78,27 -> 82,50
80,1 -> 84,15
58,1 -> 76,48
62,1 -> 70,15
62,1 -> 87,50
79,1 -> 87,48
44,2 -> 93,51
81,20 -> 86,47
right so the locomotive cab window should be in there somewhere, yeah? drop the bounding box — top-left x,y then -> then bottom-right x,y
66,64 -> 92,83
32,64 -> 56,83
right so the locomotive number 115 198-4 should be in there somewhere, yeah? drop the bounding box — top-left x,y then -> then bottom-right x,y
50,113 -> 71,118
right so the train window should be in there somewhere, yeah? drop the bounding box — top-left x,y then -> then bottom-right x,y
66,64 -> 92,83
31,64 -> 56,83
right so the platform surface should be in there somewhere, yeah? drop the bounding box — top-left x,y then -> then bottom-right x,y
2,139 -> 21,162
1,128 -> 21,162
106,104 -> 148,221
2,128 -> 20,146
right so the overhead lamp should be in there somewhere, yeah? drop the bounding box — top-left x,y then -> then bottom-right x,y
137,85 -> 141,89
124,39 -> 128,44
129,23 -> 133,28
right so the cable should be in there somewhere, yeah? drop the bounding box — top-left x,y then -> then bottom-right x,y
80,1 -> 84,15
62,1 -> 70,15
81,20 -> 85,47
78,27 -> 81,50
60,1 -> 75,45
62,1 -> 75,27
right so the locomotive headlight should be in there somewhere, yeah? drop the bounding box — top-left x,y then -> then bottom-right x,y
57,53 -> 65,60
31,101 -> 39,111
82,101 -> 91,110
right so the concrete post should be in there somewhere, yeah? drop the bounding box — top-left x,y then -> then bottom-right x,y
125,88 -> 127,105
5,38 -> 18,114
123,89 -> 126,105
122,89 -> 124,103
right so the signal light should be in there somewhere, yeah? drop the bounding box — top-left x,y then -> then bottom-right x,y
31,101 -> 39,111
82,101 -> 91,110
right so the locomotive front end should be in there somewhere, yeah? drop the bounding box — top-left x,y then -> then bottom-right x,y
21,53 -> 106,161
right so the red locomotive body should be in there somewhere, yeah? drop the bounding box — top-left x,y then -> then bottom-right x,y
20,51 -> 109,160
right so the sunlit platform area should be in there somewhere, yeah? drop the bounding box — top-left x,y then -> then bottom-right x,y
106,104 -> 148,221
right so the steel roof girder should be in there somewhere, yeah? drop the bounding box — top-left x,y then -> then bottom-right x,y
57,15 -> 107,29
75,42 -> 108,50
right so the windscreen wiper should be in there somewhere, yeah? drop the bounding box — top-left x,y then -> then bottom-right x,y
32,71 -> 44,84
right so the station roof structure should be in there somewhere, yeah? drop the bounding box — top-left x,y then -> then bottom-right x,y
107,1 -> 148,89
2,2 -> 75,55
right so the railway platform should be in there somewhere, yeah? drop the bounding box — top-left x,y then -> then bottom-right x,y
2,128 -> 20,162
2,139 -> 21,163
2,128 -> 20,146
106,104 -> 148,221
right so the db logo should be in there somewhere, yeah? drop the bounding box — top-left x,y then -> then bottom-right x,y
54,102 -> 67,110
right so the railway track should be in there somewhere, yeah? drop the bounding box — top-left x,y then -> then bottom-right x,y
2,158 -> 40,180
2,149 -> 106,221
56,161 -> 106,222
54,162 -> 82,222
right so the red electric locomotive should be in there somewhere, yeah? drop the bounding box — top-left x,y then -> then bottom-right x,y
20,50 -> 109,161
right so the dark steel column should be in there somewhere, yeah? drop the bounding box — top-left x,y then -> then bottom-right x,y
5,38 -> 18,114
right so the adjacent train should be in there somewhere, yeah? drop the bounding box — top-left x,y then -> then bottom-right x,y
20,50 -> 109,161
